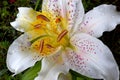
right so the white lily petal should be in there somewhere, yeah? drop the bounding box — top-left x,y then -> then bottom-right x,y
63,33 -> 119,80
42,0 -> 84,32
78,4 -> 120,37
35,51 -> 69,80
10,7 -> 37,32
6,34 -> 41,75
35,58 -> 68,80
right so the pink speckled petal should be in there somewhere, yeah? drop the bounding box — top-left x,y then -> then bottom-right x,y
42,0 -> 84,32
78,4 -> 120,38
63,33 -> 119,80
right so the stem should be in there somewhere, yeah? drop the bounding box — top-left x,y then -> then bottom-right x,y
35,0 -> 42,11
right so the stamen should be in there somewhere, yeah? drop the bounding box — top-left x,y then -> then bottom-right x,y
34,24 -> 41,29
55,18 -> 61,23
46,44 -> 54,48
57,30 -> 68,42
39,40 -> 44,53
37,15 -> 50,22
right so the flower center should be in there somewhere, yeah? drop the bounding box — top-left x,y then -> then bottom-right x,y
29,11 -> 71,56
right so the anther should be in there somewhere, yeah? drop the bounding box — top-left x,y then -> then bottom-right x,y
39,40 -> 44,53
55,18 -> 61,23
34,24 -> 41,29
57,30 -> 68,42
37,15 -> 50,22
46,44 -> 54,48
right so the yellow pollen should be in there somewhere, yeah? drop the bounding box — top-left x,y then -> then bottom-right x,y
37,14 -> 50,22
29,11 -> 72,56
39,40 -> 44,53
57,30 -> 68,42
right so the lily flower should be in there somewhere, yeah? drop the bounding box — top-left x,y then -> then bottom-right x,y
7,0 -> 120,80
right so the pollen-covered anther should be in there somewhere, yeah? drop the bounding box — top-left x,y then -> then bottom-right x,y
55,18 -> 61,23
37,14 -> 50,22
46,44 -> 54,48
34,24 -> 41,29
57,30 -> 68,42
39,39 -> 44,53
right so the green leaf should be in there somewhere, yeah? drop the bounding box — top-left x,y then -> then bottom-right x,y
72,75 -> 77,80
3,1 -> 8,6
21,61 -> 41,80
77,77 -> 85,80
0,69 -> 8,77
70,70 -> 94,80
0,41 -> 10,50
34,0 -> 42,11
